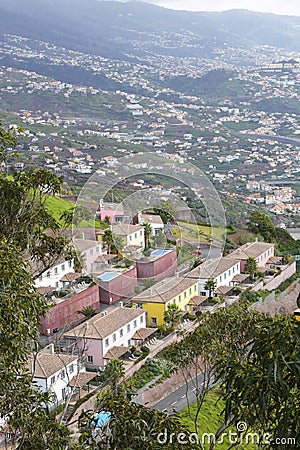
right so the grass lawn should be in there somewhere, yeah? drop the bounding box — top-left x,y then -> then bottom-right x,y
178,388 -> 255,449
174,221 -> 227,244
45,196 -> 105,229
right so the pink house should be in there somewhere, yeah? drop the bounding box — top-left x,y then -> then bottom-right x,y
63,306 -> 149,369
227,242 -> 274,272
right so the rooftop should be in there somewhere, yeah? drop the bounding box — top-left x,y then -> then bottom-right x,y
132,276 -> 197,304
64,307 -> 145,340
188,257 -> 239,280
227,241 -> 274,261
112,224 -> 144,236
28,353 -> 77,379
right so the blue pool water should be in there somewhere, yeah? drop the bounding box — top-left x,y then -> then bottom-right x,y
151,249 -> 172,257
92,411 -> 111,428
98,272 -> 119,281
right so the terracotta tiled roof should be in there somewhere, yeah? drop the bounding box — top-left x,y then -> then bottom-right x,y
28,353 -> 77,379
103,346 -> 131,359
132,276 -> 197,304
131,328 -> 157,340
227,242 -> 274,261
188,257 -> 239,280
69,371 -> 97,388
64,307 -> 145,340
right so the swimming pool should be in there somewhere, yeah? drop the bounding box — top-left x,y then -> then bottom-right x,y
151,249 -> 172,257
98,272 -> 119,282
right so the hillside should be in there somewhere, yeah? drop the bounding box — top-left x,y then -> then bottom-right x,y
0,0 -> 300,60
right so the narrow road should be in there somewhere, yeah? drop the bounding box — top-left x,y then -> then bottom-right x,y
151,373 -> 205,413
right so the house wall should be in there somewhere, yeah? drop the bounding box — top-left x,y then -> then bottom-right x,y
79,310 -> 147,368
33,359 -> 80,406
136,249 -> 177,281
35,259 -> 75,289
239,246 -> 274,272
198,261 -> 241,295
133,281 -> 198,326
81,242 -> 102,273
40,285 -> 100,335
127,228 -> 145,249
99,267 -> 137,304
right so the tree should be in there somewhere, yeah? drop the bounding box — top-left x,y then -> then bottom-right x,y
164,303 -> 181,329
110,234 -> 124,256
217,315 -> 300,449
153,200 -> 176,224
247,211 -> 276,242
0,239 -> 70,449
77,391 -> 199,450
103,359 -> 125,396
77,305 -> 98,320
244,256 -> 258,279
103,229 -> 114,254
143,222 -> 152,249
204,278 -> 217,298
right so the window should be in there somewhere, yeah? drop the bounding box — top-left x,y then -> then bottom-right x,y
150,317 -> 157,325
105,338 -> 109,347
54,267 -> 58,275
87,355 -> 93,363
128,339 -> 131,346
134,233 -> 137,239
224,272 -> 227,279
39,276 -> 43,282
173,299 -> 176,305
140,316 -> 143,323
228,269 -> 231,276
113,333 -> 116,342
133,320 -> 137,328
96,246 -> 100,253
69,364 -> 74,374
140,230 -> 143,236
50,376 -> 55,385
61,369 -> 65,379
47,271 -> 51,278
120,328 -> 123,337
219,275 -> 222,282
189,288 -> 192,295
69,260 -> 72,267
127,324 -> 130,332
129,235 -> 132,241
184,291 -> 187,299
61,264 -> 65,272
194,285 -> 197,292
178,295 -> 181,302
62,388 -> 66,400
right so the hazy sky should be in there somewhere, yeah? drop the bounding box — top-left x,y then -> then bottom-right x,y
134,0 -> 300,17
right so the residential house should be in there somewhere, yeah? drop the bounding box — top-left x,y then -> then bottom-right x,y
74,239 -> 102,273
112,224 -> 145,254
34,256 -> 75,289
28,348 -> 81,408
227,241 -> 274,272
132,276 -> 199,326
137,213 -> 164,237
64,306 -> 151,369
187,257 -> 241,296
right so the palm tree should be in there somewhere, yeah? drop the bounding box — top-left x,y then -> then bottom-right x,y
143,222 -> 152,249
103,229 -> 114,254
204,278 -> 217,298
77,305 -> 98,320
164,303 -> 181,329
103,358 -> 125,396
244,256 -> 258,280
111,234 -> 124,256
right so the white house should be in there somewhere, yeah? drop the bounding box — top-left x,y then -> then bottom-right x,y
64,306 -> 151,369
188,257 -> 241,296
28,349 -> 82,408
34,256 -> 75,289
138,213 -> 164,237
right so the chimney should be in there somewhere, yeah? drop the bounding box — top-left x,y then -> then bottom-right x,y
119,301 -> 124,307
81,232 -> 85,240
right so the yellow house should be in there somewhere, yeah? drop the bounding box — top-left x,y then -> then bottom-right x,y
112,224 -> 145,254
131,276 -> 199,326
